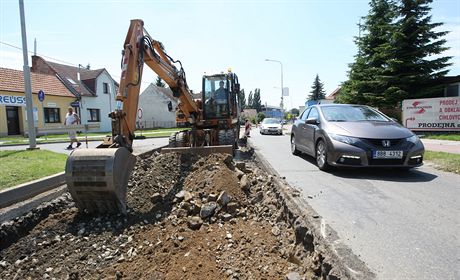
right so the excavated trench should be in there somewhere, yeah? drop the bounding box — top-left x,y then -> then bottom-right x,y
0,146 -> 348,279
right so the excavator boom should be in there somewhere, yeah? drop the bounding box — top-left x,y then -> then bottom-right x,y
65,19 -> 240,214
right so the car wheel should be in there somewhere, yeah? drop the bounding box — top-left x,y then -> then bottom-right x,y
316,140 -> 330,171
291,135 -> 300,155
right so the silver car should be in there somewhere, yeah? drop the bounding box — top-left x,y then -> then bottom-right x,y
259,118 -> 283,135
290,104 -> 424,171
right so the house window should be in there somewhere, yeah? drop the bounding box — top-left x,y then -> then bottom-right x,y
446,84 -> 459,97
103,82 -> 109,94
87,109 -> 100,122
44,108 -> 61,123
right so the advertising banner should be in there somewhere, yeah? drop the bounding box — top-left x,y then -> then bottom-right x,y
402,97 -> 460,131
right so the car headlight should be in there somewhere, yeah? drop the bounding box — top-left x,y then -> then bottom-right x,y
329,133 -> 361,145
406,134 -> 420,143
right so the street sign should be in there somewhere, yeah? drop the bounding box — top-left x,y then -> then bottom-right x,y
38,90 -> 45,102
138,108 -> 143,119
70,101 -> 80,107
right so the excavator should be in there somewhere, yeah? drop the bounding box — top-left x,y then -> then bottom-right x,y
65,19 -> 241,214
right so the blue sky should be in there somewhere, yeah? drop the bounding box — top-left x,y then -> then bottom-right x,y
1,0 -> 459,109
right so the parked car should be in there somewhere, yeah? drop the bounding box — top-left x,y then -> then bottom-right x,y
259,118 -> 283,135
290,104 -> 424,171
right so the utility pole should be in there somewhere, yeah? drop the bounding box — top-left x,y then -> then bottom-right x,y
265,59 -> 284,111
19,0 -> 37,149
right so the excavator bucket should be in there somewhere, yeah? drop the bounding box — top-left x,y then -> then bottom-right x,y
161,145 -> 234,156
65,148 -> 136,214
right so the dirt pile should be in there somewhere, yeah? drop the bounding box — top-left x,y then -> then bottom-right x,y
0,151 -> 336,279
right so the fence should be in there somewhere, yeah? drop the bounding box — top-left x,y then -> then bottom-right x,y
136,120 -> 176,130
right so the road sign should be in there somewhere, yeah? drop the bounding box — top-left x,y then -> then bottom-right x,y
38,90 -> 45,102
70,101 -> 80,107
138,108 -> 143,119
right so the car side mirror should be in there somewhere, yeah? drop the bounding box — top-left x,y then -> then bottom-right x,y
306,118 -> 319,125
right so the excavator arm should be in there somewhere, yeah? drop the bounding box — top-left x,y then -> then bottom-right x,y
65,19 -> 201,214
115,19 -> 199,150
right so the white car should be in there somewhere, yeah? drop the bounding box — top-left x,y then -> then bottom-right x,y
259,118 -> 283,135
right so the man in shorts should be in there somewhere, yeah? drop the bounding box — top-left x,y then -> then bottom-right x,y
64,107 -> 81,149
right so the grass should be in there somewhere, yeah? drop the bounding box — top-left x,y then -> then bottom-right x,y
0,128 -> 184,145
0,150 -> 68,190
422,133 -> 460,141
424,151 -> 460,174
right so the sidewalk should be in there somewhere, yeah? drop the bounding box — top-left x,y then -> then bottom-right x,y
420,138 -> 460,155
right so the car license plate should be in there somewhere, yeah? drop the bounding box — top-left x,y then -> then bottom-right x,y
372,150 -> 403,159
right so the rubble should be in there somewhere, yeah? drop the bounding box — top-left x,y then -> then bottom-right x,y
0,151 -> 339,279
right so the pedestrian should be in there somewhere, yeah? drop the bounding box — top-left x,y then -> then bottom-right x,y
244,119 -> 251,137
64,107 -> 81,149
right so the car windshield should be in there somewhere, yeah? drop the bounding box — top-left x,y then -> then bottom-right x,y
262,118 -> 280,124
321,106 -> 390,122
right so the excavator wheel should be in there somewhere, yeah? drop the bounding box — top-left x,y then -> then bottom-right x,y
65,148 -> 136,214
218,129 -> 235,145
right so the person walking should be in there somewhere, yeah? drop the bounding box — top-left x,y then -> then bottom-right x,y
64,107 -> 81,149
244,119 -> 251,137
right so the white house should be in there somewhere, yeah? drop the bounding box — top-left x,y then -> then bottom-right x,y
137,84 -> 178,128
31,56 -> 117,132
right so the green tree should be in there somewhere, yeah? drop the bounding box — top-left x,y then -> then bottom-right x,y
253,88 -> 262,112
256,112 -> 266,123
155,76 -> 166,87
389,0 -> 452,100
338,0 -> 396,106
238,89 -> 247,109
247,91 -> 253,109
290,108 -> 300,116
308,74 -> 326,101
338,0 -> 452,107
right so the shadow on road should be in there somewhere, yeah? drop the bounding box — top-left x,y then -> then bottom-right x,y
297,153 -> 438,183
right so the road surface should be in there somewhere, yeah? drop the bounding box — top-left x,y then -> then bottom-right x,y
248,128 -> 460,280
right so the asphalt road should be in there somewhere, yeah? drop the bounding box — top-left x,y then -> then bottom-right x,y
0,137 -> 169,156
248,128 -> 460,280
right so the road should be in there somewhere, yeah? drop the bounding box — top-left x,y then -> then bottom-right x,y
248,128 -> 460,280
0,137 -> 169,156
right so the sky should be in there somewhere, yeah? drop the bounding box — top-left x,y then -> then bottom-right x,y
1,0 -> 459,110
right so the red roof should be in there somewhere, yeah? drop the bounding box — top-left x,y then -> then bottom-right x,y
0,67 -> 74,97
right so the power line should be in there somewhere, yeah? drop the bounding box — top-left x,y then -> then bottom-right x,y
0,40 -> 152,86
1,40 -> 79,66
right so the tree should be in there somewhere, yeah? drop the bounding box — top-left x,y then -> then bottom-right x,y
247,91 -> 253,109
238,89 -> 247,109
155,76 -> 166,87
252,88 -> 262,112
338,0 -> 452,107
337,0 -> 396,106
308,74 -> 326,101
389,0 -> 452,100
290,108 -> 300,116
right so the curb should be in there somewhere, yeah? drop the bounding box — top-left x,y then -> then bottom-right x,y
250,144 -> 376,279
0,145 -> 168,223
0,172 -> 65,208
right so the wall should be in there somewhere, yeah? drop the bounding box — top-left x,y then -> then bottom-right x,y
0,90 -> 74,136
137,85 -> 177,128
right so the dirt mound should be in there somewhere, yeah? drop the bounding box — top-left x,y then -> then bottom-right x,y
0,151 -> 336,279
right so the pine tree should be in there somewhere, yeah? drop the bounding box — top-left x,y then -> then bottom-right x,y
308,74 -> 326,101
155,76 -> 166,87
338,0 -> 396,106
253,88 -> 262,112
389,0 -> 452,100
338,0 -> 452,107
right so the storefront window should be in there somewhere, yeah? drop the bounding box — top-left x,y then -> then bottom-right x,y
44,108 -> 61,123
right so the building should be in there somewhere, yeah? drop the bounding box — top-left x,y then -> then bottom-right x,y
31,56 -> 117,132
136,84 -> 178,128
261,105 -> 283,119
442,75 -> 460,97
0,67 -> 75,136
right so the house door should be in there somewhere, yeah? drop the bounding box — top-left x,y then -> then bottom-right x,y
6,106 -> 20,135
